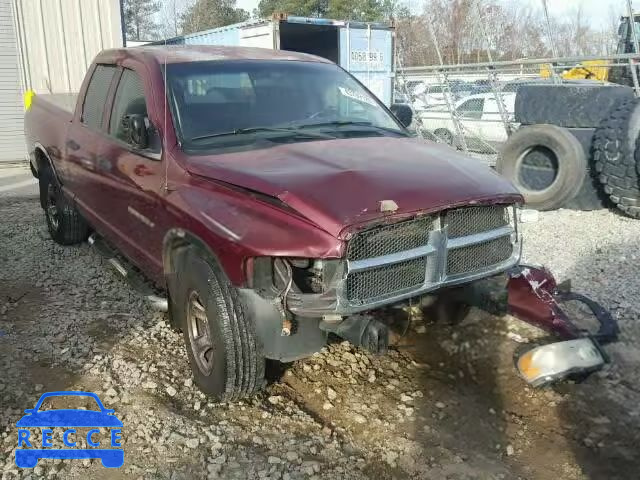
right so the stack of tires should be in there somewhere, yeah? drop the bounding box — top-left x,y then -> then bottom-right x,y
497,83 -> 640,217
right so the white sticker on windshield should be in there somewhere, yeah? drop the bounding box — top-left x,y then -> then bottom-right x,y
338,87 -> 377,107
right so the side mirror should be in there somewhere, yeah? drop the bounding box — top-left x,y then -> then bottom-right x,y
390,103 -> 413,128
122,114 -> 149,150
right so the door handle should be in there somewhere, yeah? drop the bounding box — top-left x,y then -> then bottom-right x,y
66,139 -> 81,151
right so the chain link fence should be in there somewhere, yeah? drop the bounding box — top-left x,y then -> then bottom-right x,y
395,55 -> 640,166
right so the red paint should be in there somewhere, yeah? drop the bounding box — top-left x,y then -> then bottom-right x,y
24,46 -> 523,288
507,266 -> 581,340
186,137 -> 521,239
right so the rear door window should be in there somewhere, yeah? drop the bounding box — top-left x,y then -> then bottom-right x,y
81,65 -> 117,129
457,98 -> 484,119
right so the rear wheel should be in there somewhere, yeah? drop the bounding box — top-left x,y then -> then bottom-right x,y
41,168 -> 89,245
175,247 -> 265,401
434,128 -> 454,145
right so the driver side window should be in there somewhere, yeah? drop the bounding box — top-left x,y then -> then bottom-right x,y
109,69 -> 158,151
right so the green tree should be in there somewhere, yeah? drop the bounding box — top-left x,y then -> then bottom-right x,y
257,0 -> 396,22
123,0 -> 161,41
180,0 -> 250,35
256,0 -> 328,19
327,0 -> 397,22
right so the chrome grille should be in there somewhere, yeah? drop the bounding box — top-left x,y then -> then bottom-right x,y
346,258 -> 427,303
446,205 -> 510,238
347,216 -> 434,261
447,237 -> 514,276
342,205 -> 517,308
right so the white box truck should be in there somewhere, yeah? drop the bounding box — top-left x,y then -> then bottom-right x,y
156,15 -> 395,106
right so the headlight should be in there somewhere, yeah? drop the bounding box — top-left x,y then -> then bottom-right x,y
516,338 -> 605,387
247,257 -> 341,295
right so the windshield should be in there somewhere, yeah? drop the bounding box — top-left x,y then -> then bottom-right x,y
166,60 -> 404,149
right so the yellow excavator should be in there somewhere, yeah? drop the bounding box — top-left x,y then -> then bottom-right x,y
540,13 -> 639,85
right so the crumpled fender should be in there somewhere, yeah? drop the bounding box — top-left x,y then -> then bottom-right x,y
507,265 -> 619,344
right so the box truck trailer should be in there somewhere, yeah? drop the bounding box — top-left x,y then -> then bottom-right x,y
155,15 -> 395,106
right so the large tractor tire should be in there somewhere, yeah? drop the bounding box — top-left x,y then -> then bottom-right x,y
497,124 -> 587,211
515,84 -> 635,128
593,99 -> 640,218
562,127 -> 608,211
608,65 -> 634,89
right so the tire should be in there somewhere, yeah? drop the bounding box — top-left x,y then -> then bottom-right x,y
514,84 -> 635,128
434,128 -> 454,145
38,165 -> 49,209
593,99 -> 640,218
176,247 -> 265,401
497,124 -> 587,210
608,65 -> 634,88
41,168 -> 89,245
562,127 -> 608,211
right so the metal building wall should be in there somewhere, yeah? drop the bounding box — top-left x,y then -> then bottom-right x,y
0,0 -> 26,162
13,0 -> 123,94
0,0 -> 122,163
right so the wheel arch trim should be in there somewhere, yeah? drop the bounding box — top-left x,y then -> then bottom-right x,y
33,142 -> 61,183
162,228 -> 227,279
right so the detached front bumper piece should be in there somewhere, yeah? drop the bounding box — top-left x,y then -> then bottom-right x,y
468,265 -> 618,387
507,265 -> 618,387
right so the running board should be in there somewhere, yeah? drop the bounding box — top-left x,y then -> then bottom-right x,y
88,233 -> 168,312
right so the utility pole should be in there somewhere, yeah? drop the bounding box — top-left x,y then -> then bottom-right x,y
541,0 -> 559,58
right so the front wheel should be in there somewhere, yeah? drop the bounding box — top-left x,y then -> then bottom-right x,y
41,168 -> 89,245
175,247 -> 265,401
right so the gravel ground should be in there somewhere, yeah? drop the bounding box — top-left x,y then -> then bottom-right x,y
1,193 -> 639,480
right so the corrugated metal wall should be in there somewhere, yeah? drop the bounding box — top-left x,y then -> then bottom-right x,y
14,0 -> 123,94
162,19 -> 270,46
0,0 -> 122,163
0,0 -> 26,162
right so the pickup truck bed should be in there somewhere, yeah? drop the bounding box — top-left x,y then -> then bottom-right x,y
40,93 -> 78,114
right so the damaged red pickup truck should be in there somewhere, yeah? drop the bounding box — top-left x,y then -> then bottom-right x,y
24,46 -> 618,400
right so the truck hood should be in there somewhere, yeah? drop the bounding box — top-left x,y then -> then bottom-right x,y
186,137 -> 522,238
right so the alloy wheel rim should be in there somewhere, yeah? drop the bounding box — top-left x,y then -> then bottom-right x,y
187,290 -> 214,376
46,183 -> 59,230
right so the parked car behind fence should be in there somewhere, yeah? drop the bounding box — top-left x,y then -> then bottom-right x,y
417,92 -> 516,152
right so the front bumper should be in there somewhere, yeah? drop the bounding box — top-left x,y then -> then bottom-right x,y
470,264 -> 618,387
507,265 -> 618,344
